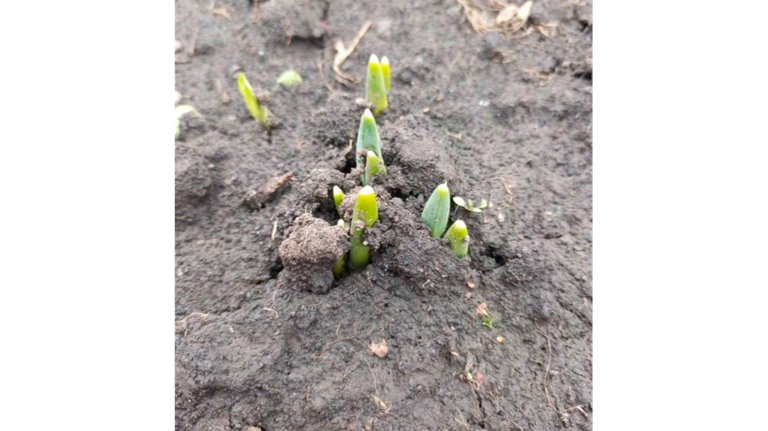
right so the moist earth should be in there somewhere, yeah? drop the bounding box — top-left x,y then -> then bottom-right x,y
175,0 -> 593,430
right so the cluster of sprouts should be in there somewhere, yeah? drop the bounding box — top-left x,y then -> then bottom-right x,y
328,55 -> 469,275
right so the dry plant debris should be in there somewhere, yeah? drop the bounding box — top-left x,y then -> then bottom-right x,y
457,0 -> 557,38
333,19 -> 373,84
368,339 -> 390,358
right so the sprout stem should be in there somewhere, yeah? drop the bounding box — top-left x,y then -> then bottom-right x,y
333,220 -> 347,276
349,186 -> 378,270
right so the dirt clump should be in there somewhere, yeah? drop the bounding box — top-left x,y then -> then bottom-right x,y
175,144 -> 212,225
278,213 -> 349,293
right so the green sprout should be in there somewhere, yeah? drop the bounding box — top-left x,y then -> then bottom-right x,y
363,151 -> 386,186
175,104 -> 202,138
366,54 -> 388,115
477,303 -> 495,329
333,219 -> 347,276
333,186 -> 344,215
482,315 -> 494,329
349,186 -> 378,271
277,69 -> 302,88
453,197 -> 488,213
380,56 -> 391,92
355,109 -> 385,183
445,219 -> 469,258
422,183 -> 451,238
235,71 -> 269,128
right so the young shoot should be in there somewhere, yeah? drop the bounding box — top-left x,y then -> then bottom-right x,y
333,219 -> 347,276
380,56 -> 391,92
277,69 -> 303,88
366,54 -> 388,115
235,71 -> 269,128
453,197 -> 488,213
445,220 -> 469,259
363,151 -> 386,186
333,186 -> 344,215
355,109 -> 385,182
175,105 -> 202,138
349,186 -> 378,271
421,183 -> 451,238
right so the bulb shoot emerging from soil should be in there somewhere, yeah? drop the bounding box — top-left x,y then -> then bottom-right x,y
235,71 -> 269,128
333,186 -> 344,215
356,109 -> 384,183
366,54 -> 388,115
175,105 -> 202,138
349,186 -> 378,271
445,219 -> 469,258
333,219 -> 347,276
380,56 -> 391,92
422,183 -> 451,238
363,151 -> 386,186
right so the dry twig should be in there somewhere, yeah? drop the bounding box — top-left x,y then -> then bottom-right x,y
333,19 -> 373,84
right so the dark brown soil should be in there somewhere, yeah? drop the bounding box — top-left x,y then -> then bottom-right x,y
175,0 -> 592,430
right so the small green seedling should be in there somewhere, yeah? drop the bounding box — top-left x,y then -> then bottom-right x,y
366,54 -> 388,115
235,71 -> 269,128
333,219 -> 347,276
476,302 -> 495,329
363,151 -> 387,186
349,186 -> 378,271
453,197 -> 488,213
380,56 -> 391,92
445,220 -> 469,258
482,315 -> 494,329
356,109 -> 385,181
175,105 -> 202,138
277,69 -> 302,88
333,186 -> 344,215
422,183 -> 451,238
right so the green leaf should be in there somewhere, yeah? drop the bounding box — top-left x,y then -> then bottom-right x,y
355,109 -> 384,178
380,56 -> 391,92
453,196 -> 467,207
277,69 -> 303,87
333,186 -> 344,215
363,151 -> 386,186
421,183 -> 451,238
236,71 -> 269,128
478,199 -> 488,209
366,54 -> 388,115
